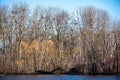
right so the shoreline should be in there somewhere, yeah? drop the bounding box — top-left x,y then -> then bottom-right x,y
0,72 -> 119,76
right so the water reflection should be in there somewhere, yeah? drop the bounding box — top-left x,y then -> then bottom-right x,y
0,75 -> 120,80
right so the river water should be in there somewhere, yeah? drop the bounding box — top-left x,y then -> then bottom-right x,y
0,75 -> 120,80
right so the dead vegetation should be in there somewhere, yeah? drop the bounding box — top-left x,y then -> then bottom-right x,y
0,3 -> 120,74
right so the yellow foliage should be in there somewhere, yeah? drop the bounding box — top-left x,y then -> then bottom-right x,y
16,59 -> 24,68
19,41 -> 32,54
20,41 -> 30,50
47,40 -> 53,47
19,39 -> 54,54
46,40 -> 54,53
31,40 -> 39,52
72,47 -> 79,54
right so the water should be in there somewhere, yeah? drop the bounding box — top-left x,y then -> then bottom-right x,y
0,75 -> 120,80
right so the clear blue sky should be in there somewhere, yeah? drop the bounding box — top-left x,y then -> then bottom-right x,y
0,0 -> 120,19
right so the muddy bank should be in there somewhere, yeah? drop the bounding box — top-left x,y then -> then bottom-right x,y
0,67 -> 119,75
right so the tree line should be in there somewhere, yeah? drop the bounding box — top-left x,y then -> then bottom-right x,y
0,3 -> 120,74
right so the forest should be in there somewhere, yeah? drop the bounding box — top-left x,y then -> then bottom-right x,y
0,2 -> 120,75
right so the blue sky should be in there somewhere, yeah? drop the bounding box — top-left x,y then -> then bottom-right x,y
0,0 -> 120,19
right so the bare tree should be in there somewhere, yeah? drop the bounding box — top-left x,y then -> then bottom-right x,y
0,3 -> 119,74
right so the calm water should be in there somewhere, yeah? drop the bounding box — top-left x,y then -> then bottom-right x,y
0,75 -> 120,80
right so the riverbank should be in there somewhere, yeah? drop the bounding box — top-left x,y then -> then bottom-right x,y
0,66 -> 119,75
0,71 -> 119,76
